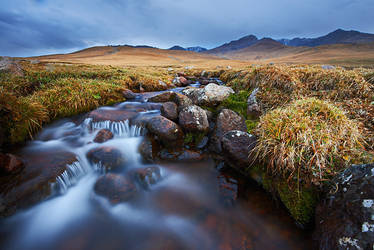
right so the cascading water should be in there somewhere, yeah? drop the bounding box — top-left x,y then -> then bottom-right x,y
0,92 -> 312,250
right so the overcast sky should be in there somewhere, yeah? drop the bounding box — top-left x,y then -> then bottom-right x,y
1,0 -> 374,56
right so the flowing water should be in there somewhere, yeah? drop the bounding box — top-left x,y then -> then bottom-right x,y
0,88 -> 312,250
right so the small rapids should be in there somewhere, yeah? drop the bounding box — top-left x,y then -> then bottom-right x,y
0,90 -> 312,250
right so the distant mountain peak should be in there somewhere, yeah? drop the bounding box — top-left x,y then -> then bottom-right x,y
168,45 -> 185,51
207,34 -> 258,54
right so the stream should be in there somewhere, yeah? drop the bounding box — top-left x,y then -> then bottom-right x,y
0,86 -> 312,250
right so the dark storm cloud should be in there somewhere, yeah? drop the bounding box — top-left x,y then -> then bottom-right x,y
1,0 -> 374,56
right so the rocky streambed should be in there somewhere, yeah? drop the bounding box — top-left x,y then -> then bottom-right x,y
0,74 -> 372,249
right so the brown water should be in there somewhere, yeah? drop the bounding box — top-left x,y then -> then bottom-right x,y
0,88 -> 311,250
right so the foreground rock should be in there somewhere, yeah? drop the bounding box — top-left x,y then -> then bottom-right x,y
183,83 -> 234,107
210,109 -> 247,153
146,116 -> 184,147
178,105 -> 209,133
86,146 -> 126,171
313,163 -> 374,250
93,129 -> 114,143
0,153 -> 25,175
221,131 -> 257,173
94,174 -> 137,203
160,102 -> 178,122
0,151 -> 77,217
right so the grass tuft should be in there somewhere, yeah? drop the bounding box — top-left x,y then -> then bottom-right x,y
253,98 -> 369,185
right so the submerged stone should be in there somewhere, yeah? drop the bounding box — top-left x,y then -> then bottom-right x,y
94,173 -> 137,203
86,146 -> 126,171
93,129 -> 114,143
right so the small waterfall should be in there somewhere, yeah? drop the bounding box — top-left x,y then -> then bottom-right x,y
82,118 -> 144,137
53,161 -> 87,194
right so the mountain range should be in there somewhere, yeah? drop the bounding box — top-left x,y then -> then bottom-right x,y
204,29 -> 374,55
168,46 -> 207,52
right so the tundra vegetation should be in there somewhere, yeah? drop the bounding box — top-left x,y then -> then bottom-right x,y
1,60 -> 373,226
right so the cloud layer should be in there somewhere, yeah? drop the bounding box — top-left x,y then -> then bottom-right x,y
1,0 -> 374,56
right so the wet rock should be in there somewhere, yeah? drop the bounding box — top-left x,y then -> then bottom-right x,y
86,146 -> 126,171
131,166 -> 161,189
0,153 -> 25,175
313,163 -> 374,250
138,136 -> 155,163
183,83 -> 234,107
221,131 -> 257,172
131,114 -> 158,128
210,109 -> 247,153
146,116 -> 184,147
148,91 -> 174,103
218,173 -> 238,205
158,149 -> 203,162
160,102 -> 178,122
0,151 -> 77,217
94,173 -> 137,203
93,129 -> 114,143
122,89 -> 137,99
173,92 -> 193,111
178,105 -> 209,133
247,87 -> 262,119
88,109 -> 139,122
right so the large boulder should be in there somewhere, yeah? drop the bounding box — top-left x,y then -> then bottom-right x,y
210,109 -> 247,153
160,102 -> 178,122
0,153 -> 25,175
94,173 -> 137,203
86,146 -> 126,171
313,163 -> 374,250
146,116 -> 184,147
93,129 -> 114,143
183,83 -> 234,107
178,105 -> 209,133
221,131 -> 257,173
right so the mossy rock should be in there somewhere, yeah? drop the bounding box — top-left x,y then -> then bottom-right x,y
247,165 -> 319,227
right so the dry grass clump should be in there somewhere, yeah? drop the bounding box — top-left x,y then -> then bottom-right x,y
253,98 -> 367,185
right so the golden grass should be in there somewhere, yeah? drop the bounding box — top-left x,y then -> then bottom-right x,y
0,60 -> 176,145
253,98 -> 368,185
